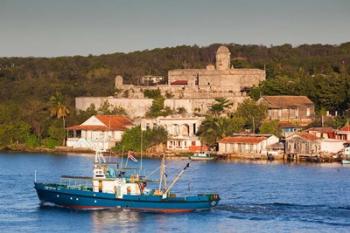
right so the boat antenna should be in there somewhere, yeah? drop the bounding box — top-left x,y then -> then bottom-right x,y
163,162 -> 190,198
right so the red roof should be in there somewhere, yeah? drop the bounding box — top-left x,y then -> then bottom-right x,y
219,136 -> 267,144
171,80 -> 188,85
305,127 -> 335,133
189,145 -> 209,152
67,115 -> 132,131
295,132 -> 318,141
340,125 -> 350,131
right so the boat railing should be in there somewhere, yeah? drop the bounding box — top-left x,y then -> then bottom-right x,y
59,176 -> 93,191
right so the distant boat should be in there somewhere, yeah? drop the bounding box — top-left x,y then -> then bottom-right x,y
342,147 -> 350,164
34,151 -> 220,213
190,152 -> 216,161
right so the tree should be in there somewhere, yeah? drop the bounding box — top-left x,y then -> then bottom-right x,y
209,97 -> 233,116
97,101 -> 127,115
234,99 -> 267,132
49,92 -> 70,145
114,126 -> 167,152
197,116 -> 245,146
259,120 -> 281,136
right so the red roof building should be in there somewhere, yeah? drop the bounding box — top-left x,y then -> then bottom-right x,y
304,127 -> 336,139
336,124 -> 350,141
66,115 -> 133,150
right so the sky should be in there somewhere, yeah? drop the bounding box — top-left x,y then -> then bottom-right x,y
0,0 -> 349,57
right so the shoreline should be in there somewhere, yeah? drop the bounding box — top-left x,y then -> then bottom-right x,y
0,145 -> 342,164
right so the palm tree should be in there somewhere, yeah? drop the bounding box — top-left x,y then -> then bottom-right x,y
198,116 -> 245,147
49,92 -> 70,145
209,97 -> 233,116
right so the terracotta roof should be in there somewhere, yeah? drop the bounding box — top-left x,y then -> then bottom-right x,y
96,115 -> 132,130
261,96 -> 313,108
189,145 -> 209,152
220,136 -> 267,144
340,125 -> 350,131
305,127 -> 335,133
295,132 -> 318,141
67,115 -> 132,131
170,80 -> 188,85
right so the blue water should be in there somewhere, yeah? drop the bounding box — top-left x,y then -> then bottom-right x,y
1,152 -> 350,233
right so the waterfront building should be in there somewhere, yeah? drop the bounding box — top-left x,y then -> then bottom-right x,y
336,125 -> 350,141
140,115 -> 204,151
285,132 -> 319,156
66,115 -> 133,150
257,96 -> 315,126
286,132 -> 344,157
304,127 -> 336,139
218,134 -> 279,155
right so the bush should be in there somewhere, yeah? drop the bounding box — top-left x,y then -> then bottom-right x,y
41,138 -> 59,149
25,134 -> 40,148
144,89 -> 161,99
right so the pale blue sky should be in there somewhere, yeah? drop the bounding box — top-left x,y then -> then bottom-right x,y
0,0 -> 349,57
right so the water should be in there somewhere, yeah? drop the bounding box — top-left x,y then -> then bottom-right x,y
1,152 -> 350,233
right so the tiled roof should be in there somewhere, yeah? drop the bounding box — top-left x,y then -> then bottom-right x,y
170,80 -> 188,85
261,96 -> 313,108
295,132 -> 318,141
67,115 -> 132,131
305,127 -> 335,133
96,115 -> 132,130
220,136 -> 267,144
340,125 -> 350,131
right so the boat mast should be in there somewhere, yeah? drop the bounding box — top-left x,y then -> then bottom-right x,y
140,127 -> 143,173
158,154 -> 167,191
163,162 -> 190,198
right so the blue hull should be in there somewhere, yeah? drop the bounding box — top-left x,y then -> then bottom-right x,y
34,183 -> 219,213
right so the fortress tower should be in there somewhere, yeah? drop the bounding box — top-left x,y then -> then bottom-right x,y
215,45 -> 231,70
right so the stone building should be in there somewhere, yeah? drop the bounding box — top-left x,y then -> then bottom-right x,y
76,45 -> 266,118
257,96 -> 315,126
140,115 -> 205,151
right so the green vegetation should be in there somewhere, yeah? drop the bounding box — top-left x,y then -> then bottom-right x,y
259,120 -> 281,137
146,95 -> 173,117
198,99 -> 267,146
113,126 -> 168,152
209,98 -> 233,116
198,116 -> 245,146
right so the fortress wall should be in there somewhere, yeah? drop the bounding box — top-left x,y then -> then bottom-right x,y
76,97 -> 153,118
75,96 -> 249,119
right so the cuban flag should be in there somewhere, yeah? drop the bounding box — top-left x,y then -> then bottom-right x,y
128,151 -> 138,162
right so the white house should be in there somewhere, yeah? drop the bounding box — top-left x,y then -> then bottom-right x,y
319,139 -> 345,154
66,115 -> 133,151
218,134 -> 279,155
141,115 -> 205,151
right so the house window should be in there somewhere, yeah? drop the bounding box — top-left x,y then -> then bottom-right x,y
306,108 -> 310,117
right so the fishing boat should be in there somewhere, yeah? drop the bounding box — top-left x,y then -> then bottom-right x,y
34,150 -> 220,213
342,146 -> 350,164
190,152 -> 216,161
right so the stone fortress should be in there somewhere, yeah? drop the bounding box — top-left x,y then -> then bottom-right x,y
75,45 -> 266,118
